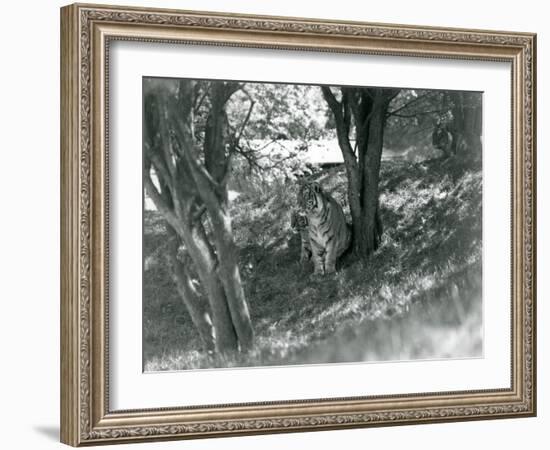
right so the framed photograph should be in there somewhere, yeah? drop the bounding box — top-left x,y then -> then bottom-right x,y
60,3 -> 537,446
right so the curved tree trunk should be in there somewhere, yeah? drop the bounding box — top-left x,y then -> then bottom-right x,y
177,80 -> 254,353
206,209 -> 254,351
144,79 -> 254,356
186,221 -> 240,354
165,226 -> 216,353
195,82 -> 254,351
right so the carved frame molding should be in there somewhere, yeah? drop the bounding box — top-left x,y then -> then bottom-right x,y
60,3 -> 536,446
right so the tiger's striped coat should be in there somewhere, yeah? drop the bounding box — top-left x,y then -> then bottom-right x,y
290,210 -> 312,263
298,182 -> 351,275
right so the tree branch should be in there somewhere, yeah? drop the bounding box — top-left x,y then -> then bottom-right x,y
193,84 -> 210,114
386,91 -> 436,117
322,86 -> 357,170
169,110 -> 224,208
346,88 -> 361,123
235,99 -> 255,143
388,109 -> 447,119
221,82 -> 241,104
232,143 -> 264,171
321,86 -> 343,122
342,91 -> 351,137
192,203 -> 207,222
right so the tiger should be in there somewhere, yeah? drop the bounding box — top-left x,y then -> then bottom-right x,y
432,121 -> 455,158
297,181 -> 351,275
290,210 -> 312,263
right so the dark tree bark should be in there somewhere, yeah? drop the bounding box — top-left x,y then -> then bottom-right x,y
322,86 -> 399,258
173,81 -> 254,352
164,226 -> 216,353
448,92 -> 482,161
143,79 -> 254,355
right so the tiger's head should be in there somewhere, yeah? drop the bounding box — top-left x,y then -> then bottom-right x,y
298,181 -> 324,212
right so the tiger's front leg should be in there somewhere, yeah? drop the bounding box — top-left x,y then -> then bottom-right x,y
300,231 -> 312,263
311,248 -> 326,275
300,245 -> 312,263
324,243 -> 337,274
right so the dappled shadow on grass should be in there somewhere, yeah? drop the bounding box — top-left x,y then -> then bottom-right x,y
142,212 -> 202,367
143,158 -> 483,371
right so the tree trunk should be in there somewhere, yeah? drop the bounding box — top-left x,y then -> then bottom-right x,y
184,220 -> 240,354
207,208 -> 254,351
355,94 -> 387,255
165,226 -> 216,353
450,92 -> 482,161
144,80 -> 252,357
336,127 -> 362,260
164,208 -> 241,355
176,80 -> 255,353
349,90 -> 394,257
322,87 -> 397,260
199,82 -> 255,351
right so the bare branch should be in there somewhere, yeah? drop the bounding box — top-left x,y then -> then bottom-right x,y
220,81 -> 241,103
348,90 -> 374,138
322,86 -> 357,170
261,153 -> 297,170
239,86 -> 254,102
170,111 -> 224,207
184,142 -> 222,194
346,88 -> 361,122
232,143 -> 264,171
192,203 -> 207,223
386,91 -> 437,117
321,86 -> 342,121
235,99 -> 255,142
245,138 -> 277,153
193,84 -> 210,114
388,109 -> 447,119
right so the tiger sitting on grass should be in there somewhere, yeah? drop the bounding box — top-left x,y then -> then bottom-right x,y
297,181 -> 351,275
290,210 -> 312,264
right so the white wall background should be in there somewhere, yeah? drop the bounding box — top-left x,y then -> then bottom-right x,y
0,0 -> 545,448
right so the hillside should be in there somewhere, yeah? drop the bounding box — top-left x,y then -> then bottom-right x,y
143,158 -> 482,371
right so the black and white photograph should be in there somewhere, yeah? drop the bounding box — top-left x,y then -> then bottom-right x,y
142,77 -> 483,372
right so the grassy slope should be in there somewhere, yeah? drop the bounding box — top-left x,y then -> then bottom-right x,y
143,158 -> 482,371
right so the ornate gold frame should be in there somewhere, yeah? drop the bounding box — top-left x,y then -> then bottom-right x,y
60,2 -> 537,446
